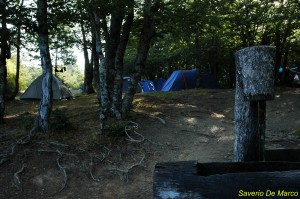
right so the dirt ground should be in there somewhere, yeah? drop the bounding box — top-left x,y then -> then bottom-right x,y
0,87 -> 299,199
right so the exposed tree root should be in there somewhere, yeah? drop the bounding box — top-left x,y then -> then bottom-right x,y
37,149 -> 77,159
124,121 -> 144,143
0,127 -> 37,166
53,156 -> 68,195
124,121 -> 170,148
89,157 -> 101,182
108,154 -> 146,182
13,164 -> 26,191
149,115 -> 166,125
36,140 -> 69,148
89,146 -> 111,182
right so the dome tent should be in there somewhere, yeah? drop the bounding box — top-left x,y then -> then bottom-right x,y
161,69 -> 198,91
20,75 -> 73,100
161,69 -> 220,91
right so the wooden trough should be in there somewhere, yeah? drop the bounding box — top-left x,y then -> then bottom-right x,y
153,161 -> 300,199
265,149 -> 300,162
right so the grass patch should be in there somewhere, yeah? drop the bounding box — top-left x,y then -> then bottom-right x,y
145,89 -> 208,101
51,108 -> 73,132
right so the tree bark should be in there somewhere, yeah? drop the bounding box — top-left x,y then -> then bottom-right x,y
122,0 -> 155,115
36,0 -> 53,132
111,0 -> 134,118
81,21 -> 94,94
0,0 -> 8,123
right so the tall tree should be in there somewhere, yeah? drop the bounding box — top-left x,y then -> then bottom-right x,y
88,0 -> 109,129
111,0 -> 134,118
88,0 -> 157,129
81,20 -> 94,94
0,0 -> 10,123
9,0 -> 25,100
122,0 -> 156,114
35,0 -> 53,132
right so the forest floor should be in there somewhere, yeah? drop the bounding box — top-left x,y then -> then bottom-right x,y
0,87 -> 300,199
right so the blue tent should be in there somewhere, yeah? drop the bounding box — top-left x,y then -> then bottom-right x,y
152,78 -> 166,91
161,69 -> 197,91
200,71 -> 220,89
122,77 -> 142,93
139,80 -> 156,92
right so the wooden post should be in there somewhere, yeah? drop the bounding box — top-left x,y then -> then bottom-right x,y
234,46 -> 275,162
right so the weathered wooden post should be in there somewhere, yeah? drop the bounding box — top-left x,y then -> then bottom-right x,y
234,46 -> 275,162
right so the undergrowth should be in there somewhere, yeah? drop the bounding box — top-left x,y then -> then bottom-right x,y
51,108 -> 73,132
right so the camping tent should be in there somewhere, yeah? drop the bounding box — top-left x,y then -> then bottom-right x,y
152,78 -> 166,91
161,69 -> 197,91
139,80 -> 156,92
122,77 -> 142,93
200,70 -> 220,89
20,75 -> 74,100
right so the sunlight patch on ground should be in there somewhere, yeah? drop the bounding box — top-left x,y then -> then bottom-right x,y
56,105 -> 67,109
210,112 -> 225,118
209,125 -> 225,134
184,117 -> 198,125
150,111 -> 164,116
217,135 -> 234,142
4,114 -> 19,119
175,104 -> 197,108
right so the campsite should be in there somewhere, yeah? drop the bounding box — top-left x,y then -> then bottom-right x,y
1,87 -> 300,198
1,0 -> 300,198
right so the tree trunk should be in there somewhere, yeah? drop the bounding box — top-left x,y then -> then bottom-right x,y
106,3 -> 125,101
91,28 -> 100,100
274,21 -> 292,83
9,0 -> 24,101
194,35 -> 202,88
122,0 -> 155,115
0,0 -> 8,123
280,42 -> 290,85
36,0 -> 53,132
88,1 -> 109,129
10,27 -> 21,100
111,0 -> 134,118
81,22 -> 94,94
194,35 -> 201,69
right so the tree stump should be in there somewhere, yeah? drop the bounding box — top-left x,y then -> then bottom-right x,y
234,46 -> 275,162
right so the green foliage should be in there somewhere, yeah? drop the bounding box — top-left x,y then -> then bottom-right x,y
57,65 -> 84,89
5,0 -> 300,92
122,0 -> 299,88
6,55 -> 42,92
6,53 -> 84,92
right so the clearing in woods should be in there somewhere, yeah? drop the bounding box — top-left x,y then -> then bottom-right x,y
0,88 -> 299,199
